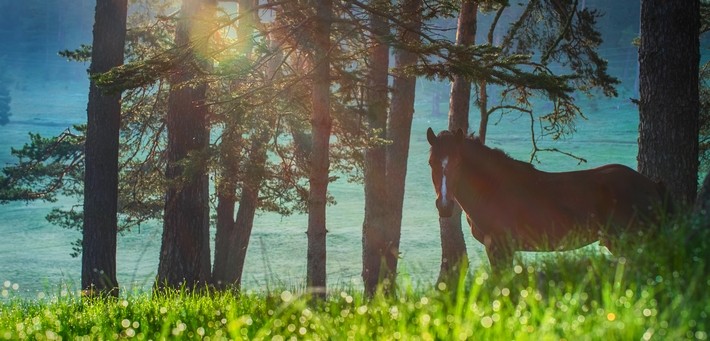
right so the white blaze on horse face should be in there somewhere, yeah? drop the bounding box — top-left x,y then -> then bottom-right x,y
441,157 -> 449,206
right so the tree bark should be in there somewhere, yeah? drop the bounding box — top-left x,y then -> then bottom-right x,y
438,0 -> 477,284
638,0 -> 699,206
306,0 -> 333,299
81,0 -> 127,297
156,0 -> 216,290
362,3 -> 390,296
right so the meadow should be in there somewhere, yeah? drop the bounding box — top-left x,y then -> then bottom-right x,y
1,213 -> 708,340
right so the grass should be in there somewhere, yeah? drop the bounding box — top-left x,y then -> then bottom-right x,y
2,215 -> 710,340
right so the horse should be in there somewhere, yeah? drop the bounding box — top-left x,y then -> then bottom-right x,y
426,127 -> 669,271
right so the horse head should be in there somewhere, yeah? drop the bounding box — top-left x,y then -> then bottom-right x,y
427,127 -> 465,218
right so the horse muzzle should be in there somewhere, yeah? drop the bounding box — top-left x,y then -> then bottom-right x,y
436,198 -> 454,218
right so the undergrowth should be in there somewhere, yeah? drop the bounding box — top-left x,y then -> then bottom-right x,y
1,214 -> 710,340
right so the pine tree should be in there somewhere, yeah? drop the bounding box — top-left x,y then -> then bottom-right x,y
81,0 -> 127,297
156,0 -> 216,290
638,0 -> 700,205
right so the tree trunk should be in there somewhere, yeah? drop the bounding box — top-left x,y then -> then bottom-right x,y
212,0 -> 259,290
213,140 -> 266,290
156,0 -> 216,290
694,170 -> 710,225
382,0 -> 422,294
362,4 -> 390,297
478,80 -> 489,144
306,0 -> 332,299
638,0 -> 699,206
81,0 -> 127,297
212,131 -> 241,288
438,0 -> 477,284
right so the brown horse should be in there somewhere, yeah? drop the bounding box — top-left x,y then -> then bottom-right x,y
426,128 -> 668,270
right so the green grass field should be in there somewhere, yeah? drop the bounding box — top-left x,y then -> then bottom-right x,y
2,215 -> 709,340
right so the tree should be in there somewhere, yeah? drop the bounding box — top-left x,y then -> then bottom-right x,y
438,0 -> 477,284
82,0 -> 128,297
638,0 -> 700,206
381,0 -> 423,293
357,0 -> 426,295
306,0 -> 333,298
361,0 -> 391,296
212,0 -> 261,290
156,0 -> 216,290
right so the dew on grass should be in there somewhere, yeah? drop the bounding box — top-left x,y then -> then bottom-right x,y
420,296 -> 429,305
481,316 -> 493,328
420,313 -> 431,326
280,290 -> 293,303
44,330 -> 57,340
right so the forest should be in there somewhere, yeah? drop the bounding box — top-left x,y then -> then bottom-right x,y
0,0 -> 709,339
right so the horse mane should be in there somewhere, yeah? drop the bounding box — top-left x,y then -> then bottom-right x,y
462,134 -> 536,173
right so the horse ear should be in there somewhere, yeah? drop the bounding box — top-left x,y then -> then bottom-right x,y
426,127 -> 437,146
454,128 -> 465,144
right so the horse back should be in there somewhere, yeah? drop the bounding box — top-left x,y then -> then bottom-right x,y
589,164 -> 667,228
